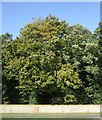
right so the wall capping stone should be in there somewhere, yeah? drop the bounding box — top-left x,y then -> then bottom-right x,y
0,105 -> 100,114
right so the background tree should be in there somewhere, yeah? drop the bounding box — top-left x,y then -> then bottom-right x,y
2,33 -> 20,103
63,24 -> 100,104
93,22 -> 102,104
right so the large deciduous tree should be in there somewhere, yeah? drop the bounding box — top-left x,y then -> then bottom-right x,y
2,16 -> 101,104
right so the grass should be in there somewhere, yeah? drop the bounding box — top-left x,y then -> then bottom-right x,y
1,112 -> 100,120
1,118 -> 92,120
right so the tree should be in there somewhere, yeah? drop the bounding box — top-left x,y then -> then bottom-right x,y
2,16 -> 101,104
93,22 -> 102,104
62,24 -> 100,104
2,33 -> 20,104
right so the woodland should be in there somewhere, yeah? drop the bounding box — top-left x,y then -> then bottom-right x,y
1,16 -> 102,104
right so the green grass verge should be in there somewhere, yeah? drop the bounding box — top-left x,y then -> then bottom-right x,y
1,118 -> 92,120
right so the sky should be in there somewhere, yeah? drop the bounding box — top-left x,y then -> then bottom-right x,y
2,2 -> 100,39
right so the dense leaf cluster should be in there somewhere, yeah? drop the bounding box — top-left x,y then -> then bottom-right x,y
2,16 -> 102,104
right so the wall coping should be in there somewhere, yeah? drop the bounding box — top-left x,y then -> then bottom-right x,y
0,105 -> 101,114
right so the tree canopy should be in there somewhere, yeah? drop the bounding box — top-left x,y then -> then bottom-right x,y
2,16 -> 102,104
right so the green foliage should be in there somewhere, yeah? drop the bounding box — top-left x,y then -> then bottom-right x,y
2,16 -> 101,104
2,33 -> 20,104
29,91 -> 38,104
94,22 -> 102,104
